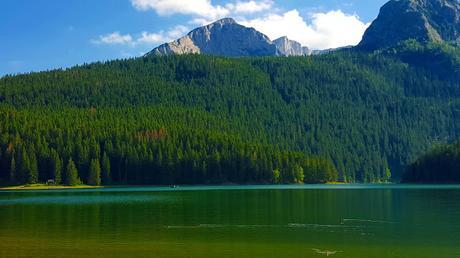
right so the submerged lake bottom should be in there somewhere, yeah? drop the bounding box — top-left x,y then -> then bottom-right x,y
1,184 -> 460,258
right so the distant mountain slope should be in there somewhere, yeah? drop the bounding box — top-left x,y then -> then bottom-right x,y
359,0 -> 460,51
148,18 -> 278,57
147,18 -> 310,57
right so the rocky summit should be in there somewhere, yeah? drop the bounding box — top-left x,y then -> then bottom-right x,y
147,18 -> 309,57
273,36 -> 311,56
359,0 -> 460,51
148,18 -> 277,57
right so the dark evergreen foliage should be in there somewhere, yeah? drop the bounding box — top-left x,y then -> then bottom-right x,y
0,107 -> 337,185
88,159 -> 101,186
0,46 -> 459,184
403,141 -> 460,183
64,158 -> 80,186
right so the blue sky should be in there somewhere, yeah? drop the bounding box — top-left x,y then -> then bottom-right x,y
0,0 -> 388,76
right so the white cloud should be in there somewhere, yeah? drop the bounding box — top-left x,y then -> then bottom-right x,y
241,10 -> 370,50
137,25 -> 188,44
92,25 -> 189,46
131,0 -> 273,20
92,32 -> 133,45
165,25 -> 189,39
131,0 -> 229,20
137,32 -> 167,44
189,18 -> 214,26
226,1 -> 273,14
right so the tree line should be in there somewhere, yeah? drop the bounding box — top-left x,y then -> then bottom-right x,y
0,107 -> 338,186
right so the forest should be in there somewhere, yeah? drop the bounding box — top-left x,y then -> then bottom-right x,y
0,107 -> 337,185
0,42 -> 459,185
403,141 -> 460,183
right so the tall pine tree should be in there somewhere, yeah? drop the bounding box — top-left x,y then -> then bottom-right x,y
26,151 -> 39,184
88,159 -> 101,186
101,153 -> 111,184
49,150 -> 62,184
64,158 -> 80,186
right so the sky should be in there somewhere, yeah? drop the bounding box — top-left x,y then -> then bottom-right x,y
0,0 -> 389,76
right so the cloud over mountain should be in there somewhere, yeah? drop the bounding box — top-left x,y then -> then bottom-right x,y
94,0 -> 370,51
242,10 -> 370,50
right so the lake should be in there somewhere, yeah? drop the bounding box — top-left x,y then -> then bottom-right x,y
1,185 -> 460,258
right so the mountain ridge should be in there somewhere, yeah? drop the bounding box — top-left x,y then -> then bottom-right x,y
147,18 -> 310,57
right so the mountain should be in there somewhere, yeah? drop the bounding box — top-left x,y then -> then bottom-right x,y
148,18 -> 278,57
273,37 -> 310,56
359,0 -> 460,51
147,18 -> 310,57
1,0 -> 460,187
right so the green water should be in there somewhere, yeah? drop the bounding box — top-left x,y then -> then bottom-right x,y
1,185 -> 460,258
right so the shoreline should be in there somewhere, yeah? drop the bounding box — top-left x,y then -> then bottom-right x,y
5,182 -> 455,192
0,182 -> 347,191
0,184 -> 103,191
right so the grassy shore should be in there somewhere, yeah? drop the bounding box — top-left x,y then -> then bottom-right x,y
0,184 -> 103,190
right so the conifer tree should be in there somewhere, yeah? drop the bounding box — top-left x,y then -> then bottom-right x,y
101,152 -> 111,184
26,151 -> 39,184
50,150 -> 62,184
88,159 -> 101,186
64,158 -> 80,186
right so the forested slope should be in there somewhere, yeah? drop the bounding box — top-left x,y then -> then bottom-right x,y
0,48 -> 459,185
403,141 -> 460,183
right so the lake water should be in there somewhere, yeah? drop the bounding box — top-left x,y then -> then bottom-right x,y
1,185 -> 460,258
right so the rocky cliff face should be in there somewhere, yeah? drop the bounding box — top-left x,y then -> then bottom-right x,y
148,18 -> 278,57
273,36 -> 310,56
147,18 -> 311,57
359,0 -> 460,51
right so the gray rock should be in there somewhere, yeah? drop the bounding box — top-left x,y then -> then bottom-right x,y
273,36 -> 310,56
146,18 -> 312,57
358,0 -> 460,51
147,18 -> 277,57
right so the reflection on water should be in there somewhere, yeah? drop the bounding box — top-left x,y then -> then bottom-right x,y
0,194 -> 169,205
0,185 -> 460,258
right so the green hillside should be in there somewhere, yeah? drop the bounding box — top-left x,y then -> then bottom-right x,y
403,141 -> 460,183
0,48 -> 459,185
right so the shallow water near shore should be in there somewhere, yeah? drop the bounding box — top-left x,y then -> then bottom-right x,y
1,184 -> 460,257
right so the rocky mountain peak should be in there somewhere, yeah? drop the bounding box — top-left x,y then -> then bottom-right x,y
146,19 -> 311,57
273,36 -> 310,56
147,18 -> 277,57
359,0 -> 460,51
214,18 -> 237,25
